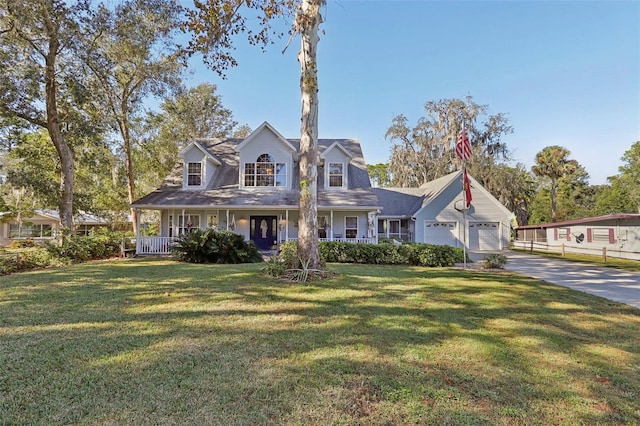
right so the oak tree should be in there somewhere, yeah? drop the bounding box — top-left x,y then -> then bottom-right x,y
0,0 -> 92,236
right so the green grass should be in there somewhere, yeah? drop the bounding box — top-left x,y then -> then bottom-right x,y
513,248 -> 640,272
1,259 -> 639,425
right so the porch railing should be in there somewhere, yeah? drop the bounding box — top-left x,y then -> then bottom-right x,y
136,236 -> 177,255
134,235 -> 378,256
288,237 -> 377,244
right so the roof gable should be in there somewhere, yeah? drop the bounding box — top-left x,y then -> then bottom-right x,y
234,121 -> 297,154
178,141 -> 222,165
320,141 -> 353,160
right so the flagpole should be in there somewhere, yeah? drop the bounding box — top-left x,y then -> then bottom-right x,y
456,119 -> 471,268
462,121 -> 467,269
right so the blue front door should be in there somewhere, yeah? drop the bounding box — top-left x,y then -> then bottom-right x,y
251,216 -> 277,250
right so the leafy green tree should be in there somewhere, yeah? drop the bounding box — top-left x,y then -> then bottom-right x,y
480,163 -> 536,226
0,185 -> 37,228
531,146 -> 579,222
555,163 -> 594,220
367,163 -> 391,188
618,141 -> 640,213
137,83 -> 243,193
385,96 -> 512,187
5,129 -> 127,220
0,0 -> 93,236
593,177 -> 636,215
150,83 -> 239,145
83,0 -> 185,234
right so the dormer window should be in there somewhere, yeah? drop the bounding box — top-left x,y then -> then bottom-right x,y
329,163 -> 344,187
187,162 -> 202,186
244,153 -> 286,187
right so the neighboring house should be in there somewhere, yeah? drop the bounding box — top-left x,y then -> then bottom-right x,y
131,122 -> 382,254
132,122 -> 515,254
374,171 -> 514,250
0,210 -> 130,246
515,214 -> 640,260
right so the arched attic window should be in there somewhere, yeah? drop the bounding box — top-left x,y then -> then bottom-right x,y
244,153 -> 286,187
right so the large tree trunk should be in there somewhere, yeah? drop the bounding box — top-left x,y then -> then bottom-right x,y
118,109 -> 138,236
296,0 -> 322,269
44,33 -> 74,237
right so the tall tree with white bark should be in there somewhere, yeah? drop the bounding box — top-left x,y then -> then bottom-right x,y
183,0 -> 325,269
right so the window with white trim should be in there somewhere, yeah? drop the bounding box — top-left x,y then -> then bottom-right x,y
9,223 -> 53,238
592,228 -> 613,243
244,154 -> 286,187
557,228 -> 568,240
345,216 -> 358,239
187,162 -> 202,186
328,163 -> 343,187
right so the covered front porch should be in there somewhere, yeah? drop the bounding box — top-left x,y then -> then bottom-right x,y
133,208 -> 378,255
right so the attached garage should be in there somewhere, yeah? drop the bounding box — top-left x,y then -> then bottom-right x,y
424,221 -> 457,246
469,222 -> 500,250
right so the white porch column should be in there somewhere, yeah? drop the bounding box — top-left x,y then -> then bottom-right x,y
330,210 -> 334,241
135,208 -> 141,253
181,209 -> 185,235
171,209 -> 175,237
226,209 -> 230,231
285,209 -> 289,241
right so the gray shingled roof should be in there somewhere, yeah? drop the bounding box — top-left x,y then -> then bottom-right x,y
132,137 -> 381,210
374,171 -> 463,217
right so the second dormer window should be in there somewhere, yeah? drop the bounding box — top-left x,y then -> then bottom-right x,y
187,162 -> 202,186
244,153 -> 286,187
329,163 -> 343,187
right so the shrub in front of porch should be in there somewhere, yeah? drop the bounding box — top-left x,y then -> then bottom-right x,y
172,229 -> 263,264
279,241 -> 464,267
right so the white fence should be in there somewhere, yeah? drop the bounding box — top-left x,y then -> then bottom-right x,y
512,240 -> 640,261
136,236 -> 177,255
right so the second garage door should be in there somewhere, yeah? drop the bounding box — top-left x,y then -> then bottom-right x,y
469,222 -> 500,250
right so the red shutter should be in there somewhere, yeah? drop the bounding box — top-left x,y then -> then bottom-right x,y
587,228 -> 592,242
554,228 -> 558,240
609,228 -> 615,244
566,228 -> 571,241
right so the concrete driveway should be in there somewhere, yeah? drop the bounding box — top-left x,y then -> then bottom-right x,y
471,250 -> 640,309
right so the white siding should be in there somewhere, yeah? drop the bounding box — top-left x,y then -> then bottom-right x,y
238,131 -> 294,189
413,178 -> 511,250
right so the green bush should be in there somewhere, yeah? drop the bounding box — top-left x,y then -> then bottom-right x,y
260,255 -> 287,277
278,241 -> 301,268
47,229 -> 122,262
172,229 -> 263,264
0,248 -> 68,275
481,253 -> 508,269
280,241 -> 464,268
8,239 -> 36,249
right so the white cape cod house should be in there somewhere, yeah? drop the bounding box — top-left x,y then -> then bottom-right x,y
131,122 -> 515,255
131,122 -> 382,254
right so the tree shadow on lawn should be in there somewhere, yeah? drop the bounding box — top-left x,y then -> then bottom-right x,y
2,259 -> 639,424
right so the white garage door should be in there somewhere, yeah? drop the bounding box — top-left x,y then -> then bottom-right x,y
469,222 -> 500,250
424,222 -> 457,246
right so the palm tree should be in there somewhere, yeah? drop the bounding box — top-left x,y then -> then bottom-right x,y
532,146 -> 577,222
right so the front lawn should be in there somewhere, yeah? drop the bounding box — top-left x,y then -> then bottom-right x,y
1,259 -> 639,425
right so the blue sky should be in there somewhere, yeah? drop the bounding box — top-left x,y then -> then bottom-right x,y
184,0 -> 640,185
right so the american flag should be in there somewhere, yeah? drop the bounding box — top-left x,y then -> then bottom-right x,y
456,127 -> 472,161
463,169 -> 472,208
